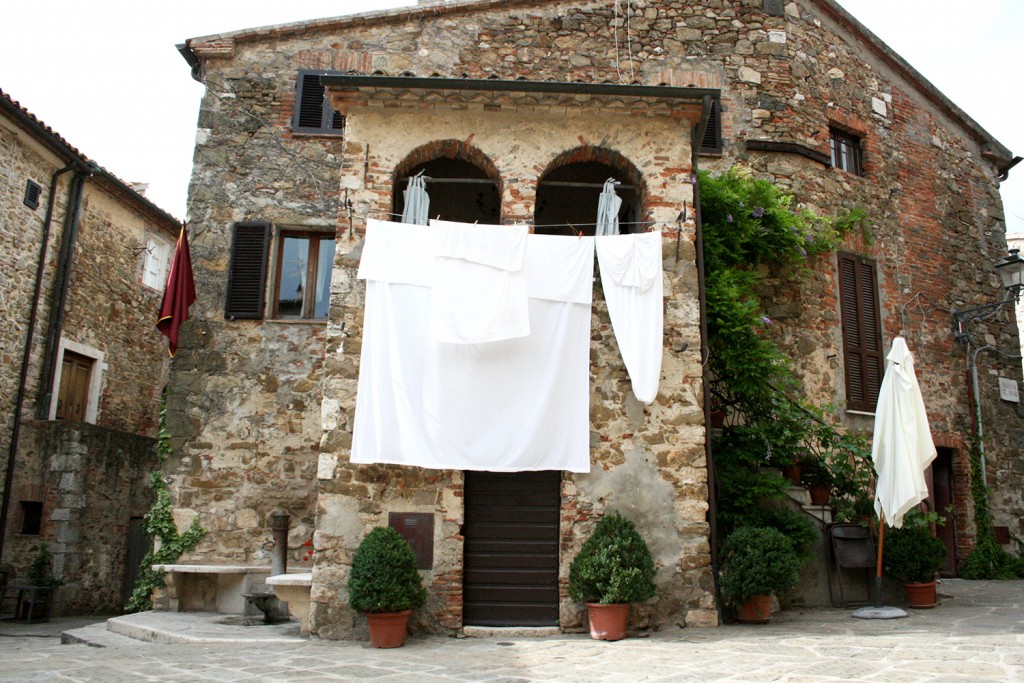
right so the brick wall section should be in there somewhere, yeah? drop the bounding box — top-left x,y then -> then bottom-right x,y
172,0 -> 1021,637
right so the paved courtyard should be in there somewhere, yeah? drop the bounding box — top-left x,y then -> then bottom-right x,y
0,579 -> 1021,681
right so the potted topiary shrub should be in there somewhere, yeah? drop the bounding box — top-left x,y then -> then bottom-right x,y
568,512 -> 656,641
883,515 -> 947,608
719,526 -> 805,623
347,526 -> 427,648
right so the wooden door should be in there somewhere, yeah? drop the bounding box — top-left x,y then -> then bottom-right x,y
930,448 -> 957,576
57,351 -> 93,421
463,471 -> 560,626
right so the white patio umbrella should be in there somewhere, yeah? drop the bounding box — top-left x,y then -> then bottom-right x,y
401,172 -> 430,225
595,178 -> 622,236
854,336 -> 937,618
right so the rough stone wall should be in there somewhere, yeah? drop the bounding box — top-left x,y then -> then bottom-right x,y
59,183 -> 176,434
0,123 -> 68,526
1,106 -> 179,602
3,421 -> 157,615
171,0 -> 1021,637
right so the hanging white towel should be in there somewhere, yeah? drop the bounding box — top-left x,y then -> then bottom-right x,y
430,220 -> 531,344
352,221 -> 595,472
596,232 -> 664,404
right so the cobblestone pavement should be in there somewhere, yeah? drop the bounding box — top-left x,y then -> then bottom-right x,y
0,579 -> 1020,682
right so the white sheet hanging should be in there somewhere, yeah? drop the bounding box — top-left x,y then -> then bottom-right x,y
430,220 -> 530,344
596,232 -> 664,404
352,219 -> 595,472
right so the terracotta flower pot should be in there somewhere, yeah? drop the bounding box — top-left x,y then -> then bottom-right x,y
807,484 -> 831,505
781,465 -> 801,486
736,594 -> 773,624
585,602 -> 630,641
365,609 -> 412,648
902,581 -> 937,609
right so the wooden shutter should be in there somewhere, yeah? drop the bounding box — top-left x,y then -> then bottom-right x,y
225,221 -> 270,320
293,71 -> 345,135
839,252 -> 883,411
700,99 -> 722,154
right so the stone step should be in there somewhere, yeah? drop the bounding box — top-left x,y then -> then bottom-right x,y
106,610 -> 305,644
61,623 -> 145,648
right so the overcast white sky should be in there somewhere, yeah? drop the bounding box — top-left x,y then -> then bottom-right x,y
1,1 -> 1021,233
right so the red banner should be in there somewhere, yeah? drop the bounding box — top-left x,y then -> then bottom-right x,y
157,224 -> 197,357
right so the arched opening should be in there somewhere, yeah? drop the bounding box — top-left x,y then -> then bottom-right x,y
534,151 -> 644,236
392,142 -> 501,224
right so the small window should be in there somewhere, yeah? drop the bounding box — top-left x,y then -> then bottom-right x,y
142,234 -> 173,290
830,127 -> 863,176
699,99 -> 722,155
292,71 -> 346,135
839,252 -> 883,411
56,351 -> 94,421
274,231 -> 336,319
24,180 -> 42,210
19,501 -> 43,535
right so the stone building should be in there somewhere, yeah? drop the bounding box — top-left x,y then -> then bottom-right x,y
0,89 -> 180,614
170,0 -> 1021,636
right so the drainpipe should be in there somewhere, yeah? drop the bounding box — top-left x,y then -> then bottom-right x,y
691,95 -> 721,619
0,164 -> 74,564
34,165 -> 96,420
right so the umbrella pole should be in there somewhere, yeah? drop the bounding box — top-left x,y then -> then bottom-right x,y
874,512 -> 886,608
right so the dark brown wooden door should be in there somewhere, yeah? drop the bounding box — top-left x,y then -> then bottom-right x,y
463,471 -> 560,626
930,448 -> 958,576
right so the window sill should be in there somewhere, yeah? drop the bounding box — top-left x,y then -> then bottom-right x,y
845,409 -> 876,418
266,319 -> 328,326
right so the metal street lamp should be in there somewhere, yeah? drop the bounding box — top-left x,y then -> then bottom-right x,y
953,248 -> 1024,346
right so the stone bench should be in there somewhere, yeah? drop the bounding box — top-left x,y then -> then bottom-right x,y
267,572 -> 313,635
153,564 -> 271,615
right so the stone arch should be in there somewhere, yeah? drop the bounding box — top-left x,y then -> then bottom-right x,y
534,146 -> 648,236
392,140 -> 503,224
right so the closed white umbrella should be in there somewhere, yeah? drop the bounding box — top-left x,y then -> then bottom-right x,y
854,336 -> 937,618
595,178 -> 622,236
872,336 -> 937,528
401,172 -> 430,226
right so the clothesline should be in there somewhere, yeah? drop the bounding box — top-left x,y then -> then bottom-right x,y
344,206 -> 683,231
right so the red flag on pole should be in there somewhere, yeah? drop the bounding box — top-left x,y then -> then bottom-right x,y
157,223 -> 197,358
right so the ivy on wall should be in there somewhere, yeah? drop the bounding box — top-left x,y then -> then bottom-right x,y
700,167 -> 873,538
125,398 -> 206,613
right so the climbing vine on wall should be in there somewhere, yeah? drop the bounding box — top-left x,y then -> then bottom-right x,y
700,166 -> 873,539
958,428 -> 1024,579
125,399 -> 207,613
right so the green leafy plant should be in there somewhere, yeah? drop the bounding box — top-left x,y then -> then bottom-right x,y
719,526 -> 805,607
883,511 -> 947,584
700,167 -> 874,538
958,426 -> 1024,579
125,393 -> 206,613
26,542 -> 64,588
568,512 -> 657,605
125,473 -> 207,612
348,527 -> 427,613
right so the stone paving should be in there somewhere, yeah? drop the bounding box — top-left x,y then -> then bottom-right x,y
0,579 -> 1021,682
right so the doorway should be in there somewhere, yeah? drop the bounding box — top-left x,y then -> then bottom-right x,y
463,471 -> 561,626
930,447 -> 958,576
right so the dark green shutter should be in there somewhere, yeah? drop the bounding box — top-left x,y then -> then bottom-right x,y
225,221 -> 270,320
